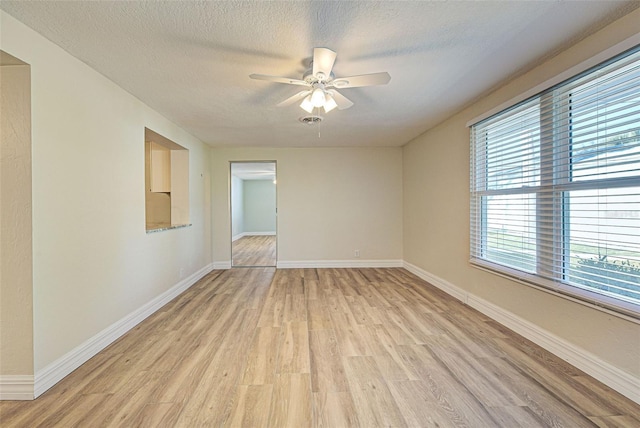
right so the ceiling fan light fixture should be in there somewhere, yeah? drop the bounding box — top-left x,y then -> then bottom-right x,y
300,95 -> 314,113
251,47 -> 390,115
310,87 -> 326,108
323,94 -> 338,113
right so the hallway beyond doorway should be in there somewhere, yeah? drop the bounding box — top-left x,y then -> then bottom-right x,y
232,235 -> 276,267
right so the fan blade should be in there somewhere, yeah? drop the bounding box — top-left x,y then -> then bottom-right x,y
277,90 -> 311,107
312,48 -> 337,80
330,72 -> 391,88
327,89 -> 354,110
250,74 -> 309,86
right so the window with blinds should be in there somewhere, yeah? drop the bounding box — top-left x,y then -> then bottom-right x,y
470,46 -> 640,317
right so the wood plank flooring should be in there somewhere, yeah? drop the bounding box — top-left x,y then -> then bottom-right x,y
232,235 -> 276,267
1,268 -> 639,427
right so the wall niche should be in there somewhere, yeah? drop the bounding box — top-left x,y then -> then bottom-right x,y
145,128 -> 189,231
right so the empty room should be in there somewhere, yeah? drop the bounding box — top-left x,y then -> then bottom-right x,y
1,1 -> 639,427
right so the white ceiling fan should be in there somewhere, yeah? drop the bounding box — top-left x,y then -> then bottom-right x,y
250,47 -> 391,113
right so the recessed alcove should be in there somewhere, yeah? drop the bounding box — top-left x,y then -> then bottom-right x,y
144,128 -> 190,232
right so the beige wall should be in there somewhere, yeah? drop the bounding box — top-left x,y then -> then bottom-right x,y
403,9 -> 640,377
0,57 -> 34,376
212,147 -> 403,265
0,12 -> 212,373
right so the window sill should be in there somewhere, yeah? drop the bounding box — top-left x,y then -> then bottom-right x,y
470,258 -> 640,324
146,223 -> 192,234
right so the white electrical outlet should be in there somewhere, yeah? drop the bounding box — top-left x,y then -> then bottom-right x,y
179,268 -> 185,279
354,250 -> 360,258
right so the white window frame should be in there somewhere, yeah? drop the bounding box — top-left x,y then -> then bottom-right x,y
470,45 -> 640,320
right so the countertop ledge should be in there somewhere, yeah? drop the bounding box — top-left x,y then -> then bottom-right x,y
146,223 -> 192,234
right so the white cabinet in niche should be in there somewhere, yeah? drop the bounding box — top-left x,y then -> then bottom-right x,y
149,141 -> 171,193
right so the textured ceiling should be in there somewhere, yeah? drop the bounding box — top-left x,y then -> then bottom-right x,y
1,1 -> 637,147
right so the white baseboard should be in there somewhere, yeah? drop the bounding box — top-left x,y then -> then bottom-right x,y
214,259 -> 402,270
402,261 -> 640,405
213,261 -> 232,270
0,375 -> 34,400
277,259 -> 403,269
403,262 -> 468,303
32,263 -> 214,399
232,232 -> 245,242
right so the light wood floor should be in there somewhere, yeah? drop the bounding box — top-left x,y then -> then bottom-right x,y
232,235 -> 276,267
2,268 -> 639,427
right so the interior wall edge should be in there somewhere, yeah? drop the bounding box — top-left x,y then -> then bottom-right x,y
0,53 -> 34,378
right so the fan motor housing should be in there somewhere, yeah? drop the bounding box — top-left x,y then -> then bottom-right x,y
303,67 -> 334,84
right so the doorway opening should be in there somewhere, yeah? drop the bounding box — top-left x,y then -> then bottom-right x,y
230,161 -> 277,267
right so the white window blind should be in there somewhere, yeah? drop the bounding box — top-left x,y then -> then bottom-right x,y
470,46 -> 640,317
